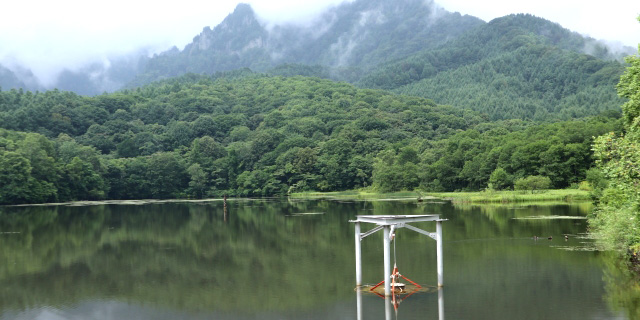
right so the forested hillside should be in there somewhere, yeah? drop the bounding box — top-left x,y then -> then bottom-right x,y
589,27 -> 640,252
134,5 -> 631,122
1,0 -> 632,128
360,14 -> 628,121
0,74 -> 476,204
412,117 -> 620,192
1,2 -> 632,204
0,73 -> 619,204
130,0 -> 484,86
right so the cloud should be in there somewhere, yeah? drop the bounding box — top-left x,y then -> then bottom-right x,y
0,0 -> 637,89
249,0 -> 352,26
0,0 -> 241,86
436,0 -> 639,48
0,0 -> 356,87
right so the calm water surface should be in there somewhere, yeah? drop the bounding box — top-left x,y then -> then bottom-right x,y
0,199 -> 632,319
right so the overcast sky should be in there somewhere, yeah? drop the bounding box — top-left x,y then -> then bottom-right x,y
1,0 -> 638,85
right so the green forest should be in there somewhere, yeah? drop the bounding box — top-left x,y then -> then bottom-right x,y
589,29 -> 640,252
359,14 -> 627,121
0,74 -> 475,203
0,73 -> 621,204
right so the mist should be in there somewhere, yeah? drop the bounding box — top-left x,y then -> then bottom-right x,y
0,0 -> 352,92
0,0 -> 637,93
436,0 -> 639,50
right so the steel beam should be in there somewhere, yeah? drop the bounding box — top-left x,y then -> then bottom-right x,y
436,219 -> 443,287
360,225 -> 383,240
355,222 -> 362,286
403,224 -> 437,240
383,226 -> 391,296
354,215 -> 439,225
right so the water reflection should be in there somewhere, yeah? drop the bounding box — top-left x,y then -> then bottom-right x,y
602,251 -> 640,319
0,200 -> 360,314
356,287 -> 445,320
438,288 -> 444,320
0,200 -> 628,319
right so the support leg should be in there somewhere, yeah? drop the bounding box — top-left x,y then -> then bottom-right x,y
383,225 -> 391,296
436,220 -> 443,287
355,222 -> 362,286
438,288 -> 445,320
385,296 -> 392,320
356,286 -> 363,320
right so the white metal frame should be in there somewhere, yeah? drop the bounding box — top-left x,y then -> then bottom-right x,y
350,214 -> 445,296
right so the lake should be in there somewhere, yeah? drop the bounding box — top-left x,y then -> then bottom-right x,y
0,199 -> 634,319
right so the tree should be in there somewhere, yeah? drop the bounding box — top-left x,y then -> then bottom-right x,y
187,163 -> 209,198
589,17 -> 640,250
372,148 -> 420,192
146,152 -> 188,199
64,156 -> 107,200
188,136 -> 226,169
17,133 -> 58,186
514,175 -> 551,193
0,151 -> 35,204
617,34 -> 640,129
488,167 -> 512,190
165,121 -> 194,150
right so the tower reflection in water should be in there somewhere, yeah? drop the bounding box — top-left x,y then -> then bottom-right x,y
356,287 -> 444,320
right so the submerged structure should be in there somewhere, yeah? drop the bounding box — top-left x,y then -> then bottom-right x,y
350,214 -> 445,296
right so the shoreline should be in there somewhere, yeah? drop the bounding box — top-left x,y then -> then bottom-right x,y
3,189 -> 592,207
289,189 -> 591,203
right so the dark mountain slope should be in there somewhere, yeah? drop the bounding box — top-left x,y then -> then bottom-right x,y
0,64 -> 42,92
131,0 -> 484,86
0,65 -> 25,91
0,53 -> 148,96
395,44 -> 623,120
358,14 -> 627,120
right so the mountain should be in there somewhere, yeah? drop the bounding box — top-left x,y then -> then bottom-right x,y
1,0 -> 634,123
0,65 -> 25,91
0,51 -> 149,96
0,64 -> 42,92
54,53 -> 148,95
129,1 -> 634,122
131,0 -> 484,85
360,14 -> 630,120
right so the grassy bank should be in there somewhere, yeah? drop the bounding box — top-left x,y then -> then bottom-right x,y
288,190 -> 434,201
425,189 -> 591,203
290,189 -> 591,203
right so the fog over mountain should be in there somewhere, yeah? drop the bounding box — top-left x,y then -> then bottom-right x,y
0,0 -> 351,95
0,0 -> 636,95
130,0 -> 485,85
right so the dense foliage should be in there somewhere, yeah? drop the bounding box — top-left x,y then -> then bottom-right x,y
590,23 -> 640,251
0,75 -> 483,204
375,117 -> 619,192
0,72 -> 619,204
360,14 -> 627,121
